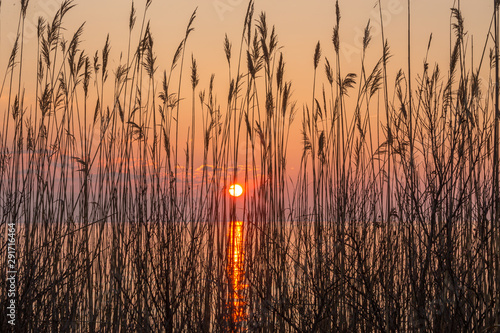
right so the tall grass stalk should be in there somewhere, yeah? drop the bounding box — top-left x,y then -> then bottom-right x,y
0,1 -> 499,332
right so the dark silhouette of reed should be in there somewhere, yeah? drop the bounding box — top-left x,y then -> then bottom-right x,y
0,0 -> 499,331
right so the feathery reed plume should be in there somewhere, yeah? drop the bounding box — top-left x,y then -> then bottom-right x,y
224,33 -> 232,65
0,1 -> 497,331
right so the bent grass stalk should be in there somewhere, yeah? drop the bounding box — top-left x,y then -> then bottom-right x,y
0,1 -> 498,332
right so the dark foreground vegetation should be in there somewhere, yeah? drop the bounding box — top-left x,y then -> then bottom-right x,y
1,0 -> 499,331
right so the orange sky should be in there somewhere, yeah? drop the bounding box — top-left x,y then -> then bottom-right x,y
0,0 -> 495,176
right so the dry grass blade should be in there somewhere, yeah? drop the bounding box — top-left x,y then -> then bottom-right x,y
0,2 -> 498,332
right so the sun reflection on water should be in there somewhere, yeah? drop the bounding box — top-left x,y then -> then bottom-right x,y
227,220 -> 247,330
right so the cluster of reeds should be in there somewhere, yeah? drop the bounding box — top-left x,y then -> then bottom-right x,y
0,0 -> 499,332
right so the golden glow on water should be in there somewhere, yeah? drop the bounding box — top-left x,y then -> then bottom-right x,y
227,220 -> 247,329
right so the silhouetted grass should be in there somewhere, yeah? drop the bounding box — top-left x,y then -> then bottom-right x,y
0,0 -> 499,332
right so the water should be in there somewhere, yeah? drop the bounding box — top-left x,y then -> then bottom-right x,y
226,220 -> 247,330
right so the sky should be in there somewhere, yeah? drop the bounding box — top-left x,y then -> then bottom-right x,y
0,0 -> 496,176
1,0 -> 494,91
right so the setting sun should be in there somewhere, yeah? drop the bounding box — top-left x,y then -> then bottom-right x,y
229,184 -> 243,197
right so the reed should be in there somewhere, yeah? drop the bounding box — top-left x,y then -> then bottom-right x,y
0,0 -> 499,331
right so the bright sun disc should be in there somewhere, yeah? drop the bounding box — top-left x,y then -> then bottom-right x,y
229,184 -> 243,197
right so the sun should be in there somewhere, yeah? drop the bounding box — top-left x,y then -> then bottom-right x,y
229,184 -> 243,197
